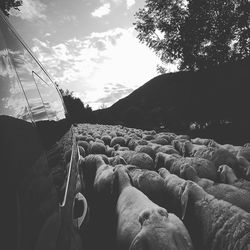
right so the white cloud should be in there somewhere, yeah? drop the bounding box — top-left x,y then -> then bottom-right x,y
100,0 -> 122,5
9,0 -> 46,20
126,0 -> 135,9
91,3 -> 111,18
31,27 -> 167,110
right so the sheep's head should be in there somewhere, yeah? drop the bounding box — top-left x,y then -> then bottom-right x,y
111,166 -> 132,199
158,168 -> 170,179
217,165 -> 237,184
183,141 -> 194,156
237,156 -> 250,179
138,207 -> 168,227
179,181 -> 206,220
180,164 -> 198,181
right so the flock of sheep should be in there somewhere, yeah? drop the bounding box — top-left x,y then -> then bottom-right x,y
66,123 -> 250,250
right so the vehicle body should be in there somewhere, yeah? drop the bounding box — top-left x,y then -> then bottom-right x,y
0,10 -> 87,250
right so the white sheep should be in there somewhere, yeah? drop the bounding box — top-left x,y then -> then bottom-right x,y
110,136 -> 126,147
193,147 -> 240,175
128,168 -> 165,206
134,145 -> 156,160
88,141 -> 106,155
179,180 -> 250,250
180,164 -> 250,213
158,168 -> 187,217
218,164 -> 250,191
115,151 -> 154,170
155,152 -> 217,181
114,167 -> 193,250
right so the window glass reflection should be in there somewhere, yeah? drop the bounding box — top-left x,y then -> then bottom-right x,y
2,26 -> 48,121
32,71 -> 65,121
0,26 -> 31,122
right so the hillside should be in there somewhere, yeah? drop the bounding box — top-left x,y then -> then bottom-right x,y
95,57 -> 250,144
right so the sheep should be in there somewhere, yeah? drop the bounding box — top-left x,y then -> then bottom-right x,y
218,165 -> 250,191
89,160 -> 117,250
191,137 -> 213,146
95,138 -> 105,144
236,156 -> 250,180
76,134 -> 94,142
88,141 -> 106,155
109,131 -> 117,138
237,147 -> 250,175
175,134 -> 190,141
77,140 -> 89,154
154,145 -> 180,155
100,135 -> 111,146
218,144 -> 242,156
78,145 -> 85,157
150,138 -> 169,145
183,141 -> 207,157
143,129 -> 156,135
128,168 -> 165,206
142,134 -> 155,141
127,139 -> 139,150
113,144 -> 130,151
115,151 -> 154,170
134,145 -> 156,160
110,136 -> 126,147
179,164 -> 214,190
193,147 -> 240,175
106,145 -> 115,157
154,152 -> 181,171
155,152 -> 217,181
155,134 -> 171,143
180,164 -> 250,213
108,155 -> 127,166
114,167 -> 193,250
179,180 -> 250,250
80,154 -> 107,200
172,139 -> 188,155
158,168 -> 186,217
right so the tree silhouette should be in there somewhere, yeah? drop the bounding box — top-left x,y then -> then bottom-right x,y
134,0 -> 250,71
0,0 -> 22,16
57,86 -> 95,123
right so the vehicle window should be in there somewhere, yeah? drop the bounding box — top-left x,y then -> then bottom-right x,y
0,25 -> 31,122
0,18 -> 49,122
32,71 -> 65,121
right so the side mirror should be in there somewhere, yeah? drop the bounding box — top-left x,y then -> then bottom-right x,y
72,192 -> 89,230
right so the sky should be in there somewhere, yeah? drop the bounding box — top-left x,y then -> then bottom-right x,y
8,0 -> 170,110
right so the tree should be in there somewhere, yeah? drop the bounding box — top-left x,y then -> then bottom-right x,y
134,0 -> 250,71
0,0 -> 22,16
56,84 -> 95,123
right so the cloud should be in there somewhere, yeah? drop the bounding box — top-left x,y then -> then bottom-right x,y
91,3 -> 111,18
9,0 -> 46,20
126,0 -> 135,9
96,83 -> 134,107
100,0 -> 122,5
31,27 -> 163,110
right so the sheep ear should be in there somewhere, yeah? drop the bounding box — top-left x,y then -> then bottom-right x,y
138,210 -> 150,225
179,182 -> 189,220
129,236 -> 144,250
120,156 -> 127,165
219,170 -> 226,183
181,143 -> 186,156
246,167 -> 250,180
110,169 -> 119,199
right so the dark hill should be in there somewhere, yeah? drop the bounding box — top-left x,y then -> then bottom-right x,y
95,57 -> 250,144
